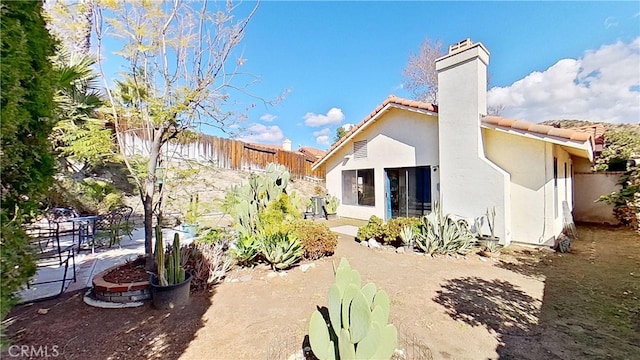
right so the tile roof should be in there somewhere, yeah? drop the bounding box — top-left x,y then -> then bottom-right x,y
567,124 -> 606,145
299,146 -> 326,159
482,116 -> 593,143
314,95 -> 438,167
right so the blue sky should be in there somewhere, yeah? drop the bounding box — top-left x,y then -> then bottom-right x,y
226,1 -> 639,150
90,1 -> 639,150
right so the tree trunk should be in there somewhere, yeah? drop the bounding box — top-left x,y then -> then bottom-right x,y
143,189 -> 154,271
143,129 -> 165,271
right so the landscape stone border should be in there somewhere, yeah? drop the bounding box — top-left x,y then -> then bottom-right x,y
92,264 -> 151,303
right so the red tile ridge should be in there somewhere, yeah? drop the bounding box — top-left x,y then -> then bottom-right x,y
482,115 -> 593,143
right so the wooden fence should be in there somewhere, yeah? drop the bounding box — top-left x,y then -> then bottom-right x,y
121,131 -> 325,180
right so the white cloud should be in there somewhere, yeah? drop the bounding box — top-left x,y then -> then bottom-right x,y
604,16 -> 618,29
260,113 -> 277,122
238,123 -> 284,143
341,123 -> 355,131
313,128 -> 332,146
303,107 -> 345,127
488,37 -> 640,124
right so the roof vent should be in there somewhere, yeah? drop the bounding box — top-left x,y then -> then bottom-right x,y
448,38 -> 473,54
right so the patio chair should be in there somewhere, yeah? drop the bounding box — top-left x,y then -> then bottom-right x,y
94,206 -> 134,248
19,223 -> 77,304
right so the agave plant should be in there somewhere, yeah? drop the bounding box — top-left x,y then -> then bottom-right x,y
415,202 -> 476,255
399,225 -> 415,248
230,234 -> 259,266
260,232 -> 303,270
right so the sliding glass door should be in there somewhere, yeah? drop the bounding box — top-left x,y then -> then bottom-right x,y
385,167 -> 431,219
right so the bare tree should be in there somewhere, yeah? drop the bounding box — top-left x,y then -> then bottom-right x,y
402,38 -> 444,104
94,0 -> 260,269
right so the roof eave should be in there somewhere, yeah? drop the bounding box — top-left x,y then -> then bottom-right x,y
311,104 -> 437,170
481,124 -> 595,162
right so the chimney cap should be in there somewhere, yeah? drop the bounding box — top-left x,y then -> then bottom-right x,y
448,38 -> 473,55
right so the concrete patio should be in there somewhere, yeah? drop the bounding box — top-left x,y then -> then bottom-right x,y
17,226 -> 196,304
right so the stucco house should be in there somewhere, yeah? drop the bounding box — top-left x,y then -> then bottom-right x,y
311,39 -> 595,246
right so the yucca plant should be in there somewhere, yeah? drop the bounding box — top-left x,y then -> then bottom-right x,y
260,231 -> 303,270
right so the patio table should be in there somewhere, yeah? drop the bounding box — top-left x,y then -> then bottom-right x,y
70,215 -> 100,253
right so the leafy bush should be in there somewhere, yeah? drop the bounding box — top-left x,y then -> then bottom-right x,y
356,215 -> 385,242
260,232 -> 303,270
415,203 -> 476,255
259,193 -> 301,235
1,0 -> 58,349
48,177 -> 124,214
286,219 -> 338,260
382,217 -> 422,245
599,164 -> 639,230
197,227 -> 234,245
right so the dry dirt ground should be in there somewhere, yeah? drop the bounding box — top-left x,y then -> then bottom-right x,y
4,224 -> 639,360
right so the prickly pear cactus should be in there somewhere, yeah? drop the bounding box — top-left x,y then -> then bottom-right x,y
231,163 -> 292,236
309,258 -> 398,359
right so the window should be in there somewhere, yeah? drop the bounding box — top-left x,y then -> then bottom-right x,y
342,169 -> 375,206
353,140 -> 367,159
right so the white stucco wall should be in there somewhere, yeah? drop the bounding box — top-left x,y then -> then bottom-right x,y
484,130 -> 577,244
574,172 -> 622,224
324,108 -> 439,221
436,42 -> 512,245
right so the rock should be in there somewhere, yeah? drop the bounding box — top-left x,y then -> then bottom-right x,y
239,275 -> 252,282
392,348 -> 407,360
279,271 -> 288,278
37,308 -> 49,315
479,257 -> 487,262
230,278 -> 239,283
360,241 -> 369,247
287,349 -> 305,360
368,238 -> 381,249
266,272 -> 278,279
300,263 -> 316,273
396,247 -> 405,254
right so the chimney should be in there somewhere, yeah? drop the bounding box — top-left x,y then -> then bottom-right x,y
282,138 -> 292,151
435,39 -> 511,245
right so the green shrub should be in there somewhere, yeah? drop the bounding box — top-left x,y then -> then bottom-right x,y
259,193 -> 301,235
382,217 -> 422,245
286,219 -> 338,260
49,177 -> 124,214
356,215 -> 385,242
197,227 -> 233,245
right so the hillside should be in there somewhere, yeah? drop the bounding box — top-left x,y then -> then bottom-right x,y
540,119 -> 638,130
118,165 -> 324,227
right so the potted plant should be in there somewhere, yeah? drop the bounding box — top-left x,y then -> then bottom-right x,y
150,226 -> 192,310
182,193 -> 200,238
475,206 -> 500,248
323,194 -> 339,220
399,225 -> 415,252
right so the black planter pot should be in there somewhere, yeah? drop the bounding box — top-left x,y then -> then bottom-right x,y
150,272 -> 192,310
